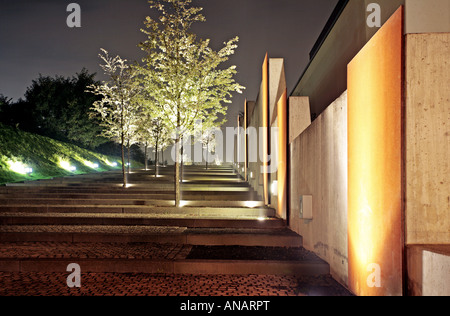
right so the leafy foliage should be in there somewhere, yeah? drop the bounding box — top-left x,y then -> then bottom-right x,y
88,49 -> 142,187
0,70 -> 108,150
0,123 -> 138,185
136,0 -> 244,205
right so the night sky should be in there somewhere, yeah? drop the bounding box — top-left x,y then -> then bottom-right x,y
0,0 -> 338,127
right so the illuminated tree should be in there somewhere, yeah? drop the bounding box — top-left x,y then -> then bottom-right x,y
135,109 -> 171,176
88,49 -> 140,187
139,0 -> 244,206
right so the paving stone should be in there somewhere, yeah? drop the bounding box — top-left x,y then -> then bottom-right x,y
0,167 -> 350,295
0,272 -> 353,296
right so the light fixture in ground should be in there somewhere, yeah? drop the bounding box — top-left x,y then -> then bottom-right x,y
179,200 -> 189,207
271,181 -> 278,196
7,160 -> 33,175
105,159 -> 118,167
59,159 -> 77,172
243,201 -> 260,208
84,161 -> 99,169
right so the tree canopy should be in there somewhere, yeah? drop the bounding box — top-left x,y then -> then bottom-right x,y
136,0 -> 244,205
0,69 -> 108,150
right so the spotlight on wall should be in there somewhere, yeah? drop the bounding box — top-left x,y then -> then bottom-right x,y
271,181 -> 278,196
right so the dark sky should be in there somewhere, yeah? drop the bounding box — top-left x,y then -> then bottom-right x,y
0,0 -> 338,127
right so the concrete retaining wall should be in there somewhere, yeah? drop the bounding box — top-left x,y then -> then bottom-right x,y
289,91 -> 348,286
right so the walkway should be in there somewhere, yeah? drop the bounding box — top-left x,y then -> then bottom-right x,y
0,165 -> 352,296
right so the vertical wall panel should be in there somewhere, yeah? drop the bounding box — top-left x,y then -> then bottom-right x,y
277,89 -> 288,219
289,91 -> 348,286
405,33 -> 450,244
347,7 -> 404,296
262,54 -> 270,206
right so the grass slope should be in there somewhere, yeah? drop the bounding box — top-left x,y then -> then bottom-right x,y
0,123 -> 139,185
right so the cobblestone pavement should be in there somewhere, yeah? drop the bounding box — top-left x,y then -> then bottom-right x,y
0,272 -> 353,296
0,242 -> 354,296
0,225 -> 187,234
0,242 -> 192,260
0,242 -> 322,262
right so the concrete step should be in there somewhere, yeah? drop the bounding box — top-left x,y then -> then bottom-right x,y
0,198 -> 265,208
0,213 -> 285,229
0,242 -> 328,276
0,192 -> 259,201
0,186 -> 254,193
0,205 -> 275,217
55,175 -> 244,181
20,178 -> 247,186
0,226 -> 302,247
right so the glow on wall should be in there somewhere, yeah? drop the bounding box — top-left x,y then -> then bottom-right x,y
244,99 -> 248,181
347,7 -> 404,296
277,89 -> 287,219
262,53 -> 269,206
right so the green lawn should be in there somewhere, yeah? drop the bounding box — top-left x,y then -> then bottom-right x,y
0,123 -> 140,185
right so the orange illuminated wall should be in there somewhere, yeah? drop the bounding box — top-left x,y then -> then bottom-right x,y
244,99 -> 248,181
262,54 -> 269,206
347,7 -> 404,296
277,89 -> 287,218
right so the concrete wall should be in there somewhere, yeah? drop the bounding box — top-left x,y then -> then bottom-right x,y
240,0 -> 450,295
405,33 -> 450,245
288,97 -> 311,145
291,0 -> 405,117
268,59 -> 287,219
289,91 -> 348,286
407,245 -> 450,296
269,59 -> 286,126
405,0 -> 450,34
247,81 -> 265,201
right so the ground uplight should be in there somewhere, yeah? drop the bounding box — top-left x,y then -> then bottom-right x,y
7,160 -> 33,175
59,159 -> 77,172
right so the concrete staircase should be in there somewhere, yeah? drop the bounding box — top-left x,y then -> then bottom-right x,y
0,164 -> 329,276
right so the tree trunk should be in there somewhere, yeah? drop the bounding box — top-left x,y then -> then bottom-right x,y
120,101 -> 126,188
175,112 -> 181,207
144,143 -> 148,171
155,137 -> 159,178
121,133 -> 127,188
127,141 -> 131,174
206,140 -> 209,170
180,136 -> 184,182
175,139 -> 180,207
